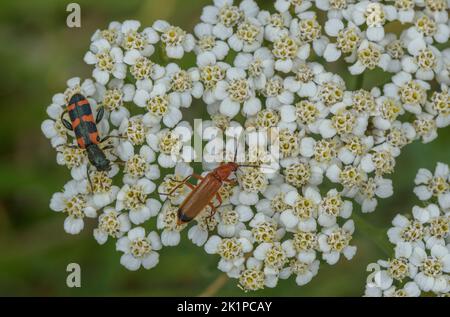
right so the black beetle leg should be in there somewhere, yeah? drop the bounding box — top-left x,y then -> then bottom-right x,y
96,106 -> 105,124
86,166 -> 94,193
100,135 -> 127,143
55,144 -> 79,151
60,111 -> 73,131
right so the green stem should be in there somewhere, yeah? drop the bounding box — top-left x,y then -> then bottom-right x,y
354,72 -> 365,90
352,212 -> 393,258
198,274 -> 228,297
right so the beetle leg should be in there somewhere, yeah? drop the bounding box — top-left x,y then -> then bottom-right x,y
96,106 -> 105,124
223,178 -> 238,186
55,144 -> 79,151
157,183 -> 186,196
101,145 -> 115,151
100,135 -> 127,143
105,151 -> 126,166
207,193 -> 223,219
62,119 -> 73,131
214,192 -> 223,209
207,202 -> 216,215
191,173 -> 204,180
60,111 -> 73,131
87,167 -> 94,193
158,175 -> 195,196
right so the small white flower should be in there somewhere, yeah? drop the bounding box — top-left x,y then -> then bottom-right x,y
122,145 -> 158,184
188,210 -> 220,247
153,20 -> 195,59
354,176 -> 393,213
217,205 -> 252,237
134,83 -> 183,128
280,187 -> 320,231
50,180 -> 97,235
194,23 -> 230,60
228,18 -> 263,53
157,202 -> 187,246
200,0 -> 259,41
117,115 -> 158,161
234,47 -> 274,90
120,20 -> 158,57
116,178 -> 159,225
215,67 -> 260,118
162,64 -> 203,108
279,256 -> 320,286
87,169 -> 120,209
410,245 -> 450,293
204,233 -> 253,277
348,40 -> 388,75
274,0 -> 312,15
91,21 -> 123,46
318,220 -> 356,265
414,162 -> 450,209
95,79 -> 134,126
94,207 -> 131,244
84,39 -> 126,84
116,227 -> 162,271
258,10 -> 291,42
255,183 -> 295,217
147,122 -> 195,168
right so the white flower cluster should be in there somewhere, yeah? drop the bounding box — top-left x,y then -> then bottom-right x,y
364,162 -> 450,297
41,19 -> 198,271
41,0 -> 449,291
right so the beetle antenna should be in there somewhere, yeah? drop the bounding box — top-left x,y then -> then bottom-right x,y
108,152 -> 126,166
233,129 -> 247,164
86,166 -> 94,194
237,164 -> 278,173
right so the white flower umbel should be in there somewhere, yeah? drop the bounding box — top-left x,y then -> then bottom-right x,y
365,162 -> 450,297
43,0 -> 450,294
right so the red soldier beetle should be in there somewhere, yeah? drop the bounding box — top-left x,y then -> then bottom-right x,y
160,141 -> 271,225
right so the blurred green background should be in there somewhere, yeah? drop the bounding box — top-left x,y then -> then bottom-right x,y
0,0 -> 448,296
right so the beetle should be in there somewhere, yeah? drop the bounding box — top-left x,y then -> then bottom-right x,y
60,93 -> 111,172
161,147 -> 267,225
171,162 -> 240,225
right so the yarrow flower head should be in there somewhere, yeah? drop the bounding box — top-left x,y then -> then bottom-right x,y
42,0 -> 450,293
365,162 -> 450,297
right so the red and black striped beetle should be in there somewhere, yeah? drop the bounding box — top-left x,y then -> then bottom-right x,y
60,93 -> 111,172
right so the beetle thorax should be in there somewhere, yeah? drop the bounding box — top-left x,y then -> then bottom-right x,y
86,144 -> 111,172
214,162 -> 238,180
